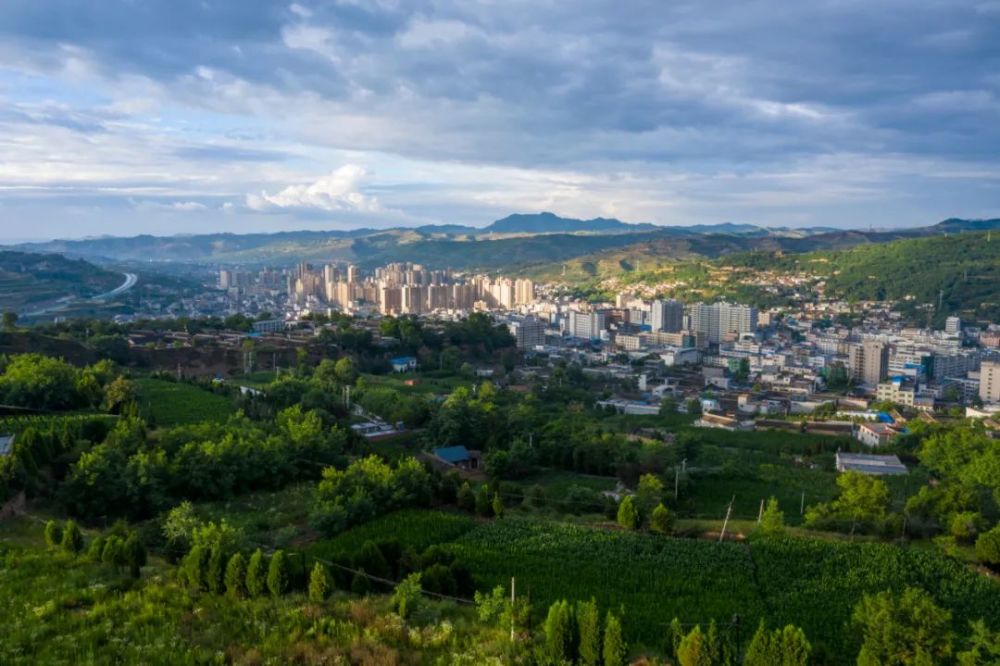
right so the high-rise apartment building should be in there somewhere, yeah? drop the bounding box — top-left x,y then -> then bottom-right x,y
567,310 -> 606,340
651,299 -> 683,332
848,340 -> 890,386
980,360 -> 1000,404
688,302 -> 757,343
509,316 -> 546,350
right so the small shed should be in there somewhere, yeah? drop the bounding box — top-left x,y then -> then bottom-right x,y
835,452 -> 907,476
431,445 -> 481,471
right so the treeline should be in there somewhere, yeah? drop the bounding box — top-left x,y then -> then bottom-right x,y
59,408 -> 348,522
0,354 -> 133,412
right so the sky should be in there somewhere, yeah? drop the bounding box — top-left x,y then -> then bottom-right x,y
0,0 -> 998,241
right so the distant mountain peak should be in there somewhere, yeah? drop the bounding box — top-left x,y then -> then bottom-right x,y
484,212 -> 655,234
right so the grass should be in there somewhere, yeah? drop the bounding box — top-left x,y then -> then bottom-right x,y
134,378 -> 235,427
516,469 -> 619,496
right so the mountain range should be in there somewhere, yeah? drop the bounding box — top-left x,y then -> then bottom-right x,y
7,213 -> 1000,270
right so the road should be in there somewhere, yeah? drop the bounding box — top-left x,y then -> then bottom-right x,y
20,272 -> 139,318
93,272 -> 138,301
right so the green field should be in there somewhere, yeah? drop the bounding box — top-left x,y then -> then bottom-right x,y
134,378 -> 235,427
300,510 -> 1000,662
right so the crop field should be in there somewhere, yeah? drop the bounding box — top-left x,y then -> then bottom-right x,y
307,509 -> 479,563
135,378 -> 235,427
309,510 -> 1000,661
447,517 -> 765,651
750,537 -> 1000,657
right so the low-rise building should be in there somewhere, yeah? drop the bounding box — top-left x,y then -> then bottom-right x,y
835,452 -> 907,475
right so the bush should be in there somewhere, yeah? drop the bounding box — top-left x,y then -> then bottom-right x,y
650,504 -> 674,535
245,549 -> 267,597
225,553 -> 246,598
60,520 -> 84,554
975,525 -> 1000,566
44,520 -> 62,549
309,562 -> 330,602
617,496 -> 639,531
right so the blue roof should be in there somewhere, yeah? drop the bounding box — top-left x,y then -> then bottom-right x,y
433,445 -> 471,463
390,356 -> 416,364
878,412 -> 895,423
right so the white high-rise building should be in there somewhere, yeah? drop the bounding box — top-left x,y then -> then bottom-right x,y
688,302 -> 758,343
567,310 -> 606,340
945,316 -> 962,335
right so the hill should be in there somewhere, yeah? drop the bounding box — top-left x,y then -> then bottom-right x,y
484,211 -> 658,234
0,251 -> 123,314
9,216 -> 1000,270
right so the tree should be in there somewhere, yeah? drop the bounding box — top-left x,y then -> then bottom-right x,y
745,621 -> 811,666
60,520 -> 84,554
101,535 -> 127,572
44,520 -> 63,549
636,473 -> 665,520
182,544 -> 210,589
124,532 -> 147,578
543,599 -> 576,663
2,311 -> 18,331
677,625 -> 712,666
650,503 -> 674,535
309,562 -> 331,602
492,492 -> 505,518
334,357 -> 358,384
392,572 -> 422,618
245,549 -> 267,597
659,396 -> 678,416
805,471 -> 890,535
603,611 -> 626,666
457,482 -> 475,512
577,598 -> 601,666
267,549 -> 290,597
351,570 -> 371,595
853,587 -> 953,665
975,525 -> 1000,566
475,484 -> 493,517
206,545 -> 226,593
102,376 -> 137,414
225,553 -> 246,598
956,620 -> 1000,666
617,496 -> 639,531
758,497 -> 786,536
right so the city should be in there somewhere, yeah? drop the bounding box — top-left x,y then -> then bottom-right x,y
1,1 -> 999,665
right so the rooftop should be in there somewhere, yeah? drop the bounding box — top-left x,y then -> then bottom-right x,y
835,452 -> 907,476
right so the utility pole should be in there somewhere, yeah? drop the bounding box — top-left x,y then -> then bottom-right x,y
757,498 -> 765,524
510,577 -> 516,642
719,496 -> 735,543
800,491 -> 805,516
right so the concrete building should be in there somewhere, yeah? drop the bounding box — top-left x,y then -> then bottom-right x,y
509,316 -> 546,350
651,299 -> 683,333
566,310 -> 606,340
689,302 -> 758,343
945,316 -> 962,335
848,340 -> 889,386
981,360 -> 1000,404
876,378 -> 916,407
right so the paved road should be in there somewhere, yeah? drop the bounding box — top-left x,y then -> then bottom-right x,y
93,272 -> 138,301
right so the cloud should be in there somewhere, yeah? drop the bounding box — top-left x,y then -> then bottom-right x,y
245,164 -> 383,213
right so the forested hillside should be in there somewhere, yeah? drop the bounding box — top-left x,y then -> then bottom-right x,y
0,252 -> 121,312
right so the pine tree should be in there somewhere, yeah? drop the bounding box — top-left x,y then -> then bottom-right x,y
457,482 -> 475,512
603,611 -> 627,666
745,621 -> 810,666
669,617 -> 684,661
617,496 -> 639,530
225,553 -> 247,598
60,520 -> 84,554
245,548 -> 267,597
183,544 -> 210,589
86,535 -> 105,562
650,503 -> 674,535
577,598 -> 601,666
309,562 -> 330,602
543,599 -> 576,663
351,570 -> 371,595
123,532 -> 147,578
207,545 -> 228,593
492,492 -> 505,518
677,625 -> 712,666
44,520 -> 62,549
475,484 -> 493,516
758,497 -> 786,536
267,549 -> 290,597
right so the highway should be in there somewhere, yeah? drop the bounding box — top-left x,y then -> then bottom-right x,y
93,272 -> 138,301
